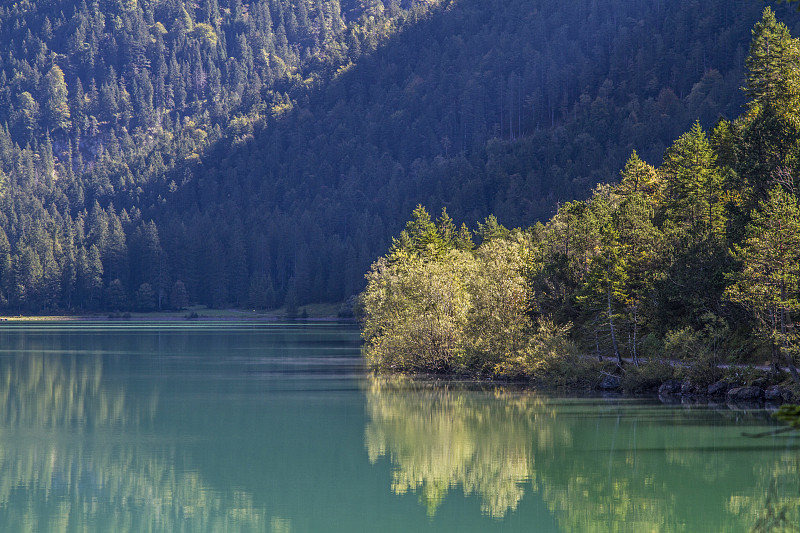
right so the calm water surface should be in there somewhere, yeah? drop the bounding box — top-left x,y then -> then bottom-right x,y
0,321 -> 797,532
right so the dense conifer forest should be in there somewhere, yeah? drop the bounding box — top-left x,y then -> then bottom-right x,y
0,0 -> 791,313
360,8 -> 800,389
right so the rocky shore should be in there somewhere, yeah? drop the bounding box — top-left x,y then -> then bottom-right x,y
592,366 -> 798,408
657,379 -> 794,403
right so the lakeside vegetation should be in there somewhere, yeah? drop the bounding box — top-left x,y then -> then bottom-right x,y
360,9 -> 800,396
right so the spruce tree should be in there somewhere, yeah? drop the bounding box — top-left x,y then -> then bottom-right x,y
727,186 -> 800,383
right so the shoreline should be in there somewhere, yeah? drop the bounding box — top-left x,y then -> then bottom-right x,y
1,315 -> 792,408
374,363 -> 799,407
0,304 -> 356,322
377,374 -> 789,410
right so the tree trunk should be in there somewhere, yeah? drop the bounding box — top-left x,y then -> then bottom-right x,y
596,330 -> 601,362
771,308 -> 779,372
631,305 -> 639,366
608,284 -> 621,367
780,305 -> 800,385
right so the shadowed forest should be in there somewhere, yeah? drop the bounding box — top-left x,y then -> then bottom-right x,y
0,0 -> 783,313
361,8 -> 800,389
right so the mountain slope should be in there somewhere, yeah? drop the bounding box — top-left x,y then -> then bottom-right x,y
0,0 -> 792,311
153,0 -> 775,306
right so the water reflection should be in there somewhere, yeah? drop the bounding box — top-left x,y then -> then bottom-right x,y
729,456 -> 800,533
0,349 -> 279,533
365,377 -> 800,532
364,377 -> 560,518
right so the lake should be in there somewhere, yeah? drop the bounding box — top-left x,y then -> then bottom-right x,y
0,321 -> 796,532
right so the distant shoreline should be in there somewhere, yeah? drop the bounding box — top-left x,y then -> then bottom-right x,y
0,304 -> 356,322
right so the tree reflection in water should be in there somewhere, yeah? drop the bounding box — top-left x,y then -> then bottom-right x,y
364,377 -> 564,517
730,456 -> 800,533
364,376 -> 800,532
0,351 -> 283,533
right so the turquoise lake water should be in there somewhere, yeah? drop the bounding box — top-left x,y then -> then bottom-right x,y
0,321 -> 796,532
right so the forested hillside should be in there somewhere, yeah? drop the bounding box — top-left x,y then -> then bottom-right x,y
0,0 -> 788,312
360,8 -> 800,386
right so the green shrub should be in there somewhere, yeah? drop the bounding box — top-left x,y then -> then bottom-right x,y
663,326 -> 703,360
639,333 -> 664,360
621,359 -> 675,393
493,317 -> 575,380
541,356 -> 608,389
676,354 -> 723,387
723,365 -> 765,386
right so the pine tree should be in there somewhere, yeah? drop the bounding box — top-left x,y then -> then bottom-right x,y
744,8 -> 800,117
11,246 -> 43,310
41,246 -> 61,310
389,205 -> 444,260
661,121 -> 726,239
618,150 -> 661,203
78,244 -> 104,309
0,228 -> 11,306
727,185 -> 800,383
738,8 -> 800,203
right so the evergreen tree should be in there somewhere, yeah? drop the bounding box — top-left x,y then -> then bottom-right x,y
661,122 -> 726,239
11,246 -> 43,310
727,186 -> 800,383
738,8 -> 800,203
105,278 -> 128,310
744,8 -> 800,118
44,65 -> 71,131
576,197 -> 627,366
79,245 -> 104,309
0,228 -> 11,306
618,151 -> 662,204
170,279 -> 189,310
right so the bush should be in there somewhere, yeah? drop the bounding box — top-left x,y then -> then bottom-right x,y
540,354 -> 607,389
663,326 -> 703,360
676,354 -> 723,387
662,313 -> 730,387
360,253 -> 474,372
621,359 -> 675,393
361,231 -> 536,374
723,364 -> 770,387
639,333 -> 664,359
493,317 -> 577,381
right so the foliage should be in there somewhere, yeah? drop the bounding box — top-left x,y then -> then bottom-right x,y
774,404 -> 800,428
662,313 -> 729,361
745,8 -> 800,118
362,9 -> 800,380
361,207 -> 576,375
726,185 -> 800,382
361,251 -> 474,372
0,0 -> 778,313
620,358 -> 675,393
723,364 -> 769,387
492,317 -> 575,379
